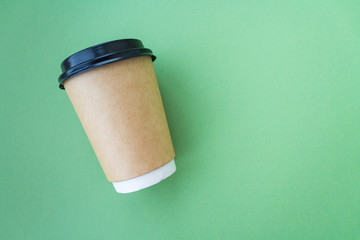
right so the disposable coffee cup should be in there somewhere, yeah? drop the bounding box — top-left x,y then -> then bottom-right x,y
58,39 -> 176,193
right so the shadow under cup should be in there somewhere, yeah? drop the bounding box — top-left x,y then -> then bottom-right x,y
58,39 -> 176,193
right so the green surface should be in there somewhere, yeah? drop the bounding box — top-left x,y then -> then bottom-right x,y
1,0 -> 360,239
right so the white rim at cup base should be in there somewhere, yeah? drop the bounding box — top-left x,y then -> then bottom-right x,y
112,159 -> 176,194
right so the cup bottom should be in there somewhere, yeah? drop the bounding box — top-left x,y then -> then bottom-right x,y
112,159 -> 176,193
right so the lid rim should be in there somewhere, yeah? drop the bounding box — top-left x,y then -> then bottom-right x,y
58,39 -> 156,90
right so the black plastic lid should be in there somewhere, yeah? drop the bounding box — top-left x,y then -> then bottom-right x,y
58,39 -> 156,89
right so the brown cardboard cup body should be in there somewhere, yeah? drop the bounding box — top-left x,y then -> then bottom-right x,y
63,56 -> 175,182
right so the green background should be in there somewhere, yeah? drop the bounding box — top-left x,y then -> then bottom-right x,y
1,0 -> 359,239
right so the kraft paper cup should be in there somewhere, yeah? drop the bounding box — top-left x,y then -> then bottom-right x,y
58,39 -> 176,193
